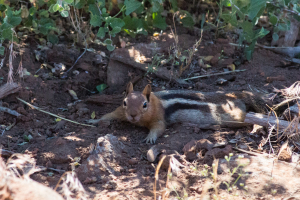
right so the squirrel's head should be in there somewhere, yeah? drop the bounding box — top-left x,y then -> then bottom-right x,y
123,82 -> 152,123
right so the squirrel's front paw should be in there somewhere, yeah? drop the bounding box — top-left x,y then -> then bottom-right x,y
143,133 -> 158,144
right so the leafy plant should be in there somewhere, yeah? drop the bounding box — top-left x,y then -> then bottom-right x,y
0,0 -> 196,55
219,0 -> 300,60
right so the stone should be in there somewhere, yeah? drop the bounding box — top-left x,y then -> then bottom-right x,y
204,145 -> 233,165
75,134 -> 126,181
106,60 -> 132,92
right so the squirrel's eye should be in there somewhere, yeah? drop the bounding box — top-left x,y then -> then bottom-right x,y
123,101 -> 127,106
143,102 -> 147,108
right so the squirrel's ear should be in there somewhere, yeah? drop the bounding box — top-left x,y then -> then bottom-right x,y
142,84 -> 152,102
126,82 -> 134,96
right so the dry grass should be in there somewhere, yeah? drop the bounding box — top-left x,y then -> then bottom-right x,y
0,152 -> 88,200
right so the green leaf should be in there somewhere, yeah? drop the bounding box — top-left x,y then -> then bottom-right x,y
106,44 -> 115,51
2,28 -> 13,40
96,84 -> 107,93
75,0 -> 86,9
152,13 -> 167,30
110,18 -> 125,28
53,4 -> 60,12
256,27 -> 269,39
8,16 -> 22,26
124,0 -> 142,15
89,4 -> 100,16
64,0 -> 74,3
60,11 -> 69,17
152,0 -> 163,13
278,23 -> 288,31
47,33 -> 59,44
91,111 -> 96,119
48,4 -> 56,13
29,7 -> 37,16
180,12 -> 194,28
284,0 -> 291,6
170,0 -> 178,11
39,10 -> 49,17
272,33 -> 279,41
240,21 -> 253,34
90,15 -> 102,27
269,13 -> 278,25
104,39 -> 112,45
248,0 -> 267,20
111,26 -> 121,34
97,27 -> 106,38
0,46 -> 5,55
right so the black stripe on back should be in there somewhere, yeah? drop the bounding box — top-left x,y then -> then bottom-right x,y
160,93 -> 202,101
164,103 -> 211,121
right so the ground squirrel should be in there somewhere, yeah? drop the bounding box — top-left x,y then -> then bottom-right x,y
99,82 -> 269,144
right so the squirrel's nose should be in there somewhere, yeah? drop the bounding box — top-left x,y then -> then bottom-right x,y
131,113 -> 137,118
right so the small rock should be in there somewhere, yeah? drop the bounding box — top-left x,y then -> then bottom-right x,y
195,82 -> 208,90
185,151 -> 198,161
218,58 -> 235,66
189,186 -> 202,193
147,144 -> 165,162
77,107 -> 90,117
238,143 -> 249,151
210,53 -> 221,65
34,120 -> 44,128
196,139 -> 214,151
83,177 -> 97,184
128,158 -> 138,165
98,71 -> 106,82
94,54 -> 103,65
46,160 -> 53,168
239,80 -> 246,85
204,145 -> 233,165
77,62 -> 95,72
55,137 -> 66,146
223,46 -> 235,56
216,78 -> 228,85
54,120 -> 66,131
182,140 -> 197,154
158,154 -> 172,170
16,107 -> 27,115
278,141 -> 292,162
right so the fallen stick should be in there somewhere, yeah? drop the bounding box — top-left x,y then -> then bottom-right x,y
0,106 -> 22,117
17,97 -> 95,128
244,112 -> 300,131
183,69 -> 246,81
0,82 -> 21,99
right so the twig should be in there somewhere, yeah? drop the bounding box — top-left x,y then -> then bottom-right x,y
267,2 -> 300,16
183,69 -> 246,81
178,30 -> 204,77
154,155 -> 166,200
63,40 -> 88,77
17,97 -> 95,127
47,167 -> 66,174
233,147 -> 275,158
0,106 -> 22,117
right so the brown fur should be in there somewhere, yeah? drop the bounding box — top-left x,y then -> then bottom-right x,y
100,83 -> 269,144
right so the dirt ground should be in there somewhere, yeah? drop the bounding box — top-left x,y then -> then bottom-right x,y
0,28 -> 300,200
